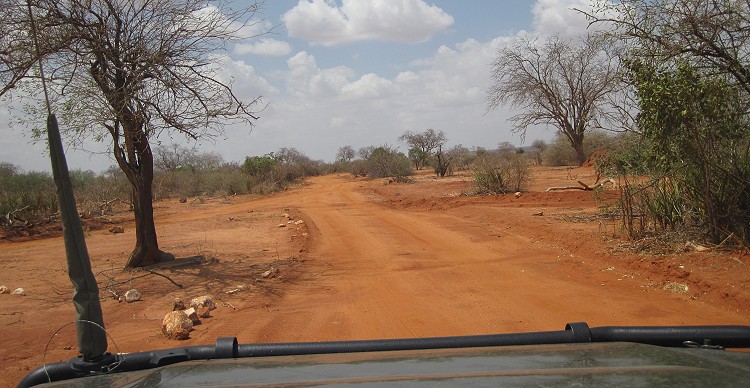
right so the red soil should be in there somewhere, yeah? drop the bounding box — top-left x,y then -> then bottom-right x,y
1,166 -> 748,386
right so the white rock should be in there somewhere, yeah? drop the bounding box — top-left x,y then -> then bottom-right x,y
190,295 -> 216,318
226,285 -> 246,294
184,307 -> 201,324
162,310 -> 193,340
12,288 -> 25,296
0,285 -> 9,294
261,267 -> 279,279
124,289 -> 141,303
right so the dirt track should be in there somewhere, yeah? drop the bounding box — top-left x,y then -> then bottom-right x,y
1,167 -> 748,385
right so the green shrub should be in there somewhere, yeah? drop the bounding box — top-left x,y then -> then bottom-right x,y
242,155 -> 276,178
0,169 -> 57,220
612,61 -> 750,245
364,146 -> 413,179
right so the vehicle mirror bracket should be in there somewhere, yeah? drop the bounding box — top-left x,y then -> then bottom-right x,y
216,337 -> 239,358
565,322 -> 593,343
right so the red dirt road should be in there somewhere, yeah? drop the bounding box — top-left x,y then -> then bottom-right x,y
1,167 -> 748,385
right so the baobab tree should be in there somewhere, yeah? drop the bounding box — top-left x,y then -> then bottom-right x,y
0,0 -> 263,267
487,34 -> 620,165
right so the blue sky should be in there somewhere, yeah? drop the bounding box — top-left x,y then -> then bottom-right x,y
1,0 -> 597,172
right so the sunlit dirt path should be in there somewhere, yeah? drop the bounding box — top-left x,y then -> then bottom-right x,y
2,170 -> 748,385
199,174 -> 749,343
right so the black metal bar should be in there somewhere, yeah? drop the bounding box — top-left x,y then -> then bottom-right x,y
18,322 -> 750,387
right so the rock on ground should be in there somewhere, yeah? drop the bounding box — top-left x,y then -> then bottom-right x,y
124,289 -> 141,303
190,295 -> 216,318
184,307 -> 200,324
261,267 -> 279,278
172,298 -> 186,311
162,310 -> 193,340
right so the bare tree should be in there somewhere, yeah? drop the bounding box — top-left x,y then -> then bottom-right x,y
531,139 -> 548,165
336,145 -> 355,163
497,141 -> 516,157
487,34 -> 620,165
154,144 -> 223,171
154,144 -> 198,172
433,144 -> 469,177
398,129 -> 447,169
0,0 -> 262,267
275,147 -> 309,164
358,146 -> 376,160
193,151 -> 224,171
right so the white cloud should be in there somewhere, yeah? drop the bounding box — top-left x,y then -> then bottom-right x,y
341,73 -> 398,99
2,1 -> 586,171
234,38 -> 292,56
208,54 -> 278,97
190,5 -> 271,39
532,0 -> 596,37
232,35 -> 543,162
282,0 -> 455,46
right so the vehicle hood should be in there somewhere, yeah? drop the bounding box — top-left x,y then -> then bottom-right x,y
45,342 -> 750,386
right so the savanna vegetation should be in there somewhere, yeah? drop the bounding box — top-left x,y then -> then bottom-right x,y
0,145 -> 324,228
2,0 -> 748,257
585,0 -> 750,247
0,0 -> 263,267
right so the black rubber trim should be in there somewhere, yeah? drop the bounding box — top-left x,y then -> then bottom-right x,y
19,322 -> 750,387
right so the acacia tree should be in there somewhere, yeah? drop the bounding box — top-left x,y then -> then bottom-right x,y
336,145 -> 355,163
433,144 -> 468,177
628,60 -> 749,243
586,0 -> 750,244
0,0 -> 262,267
398,129 -> 447,169
486,34 -> 620,165
154,144 -> 198,172
531,139 -> 548,165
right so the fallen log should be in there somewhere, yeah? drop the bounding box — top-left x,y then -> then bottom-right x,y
546,177 -> 616,192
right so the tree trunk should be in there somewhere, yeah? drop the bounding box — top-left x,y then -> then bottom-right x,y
119,127 -> 174,269
124,177 -> 174,268
573,141 -> 587,166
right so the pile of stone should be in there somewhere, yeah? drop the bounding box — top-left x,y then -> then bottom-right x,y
162,295 -> 216,340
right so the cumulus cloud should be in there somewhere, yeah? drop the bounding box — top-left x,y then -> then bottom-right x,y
282,0 -> 454,46
244,34 -> 536,162
234,38 -> 292,56
208,54 -> 278,97
190,5 -> 271,39
285,51 -> 356,98
532,0 -> 597,37
5,0 -> 588,171
341,73 -> 399,99
284,52 -> 396,101
283,38 -> 506,113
